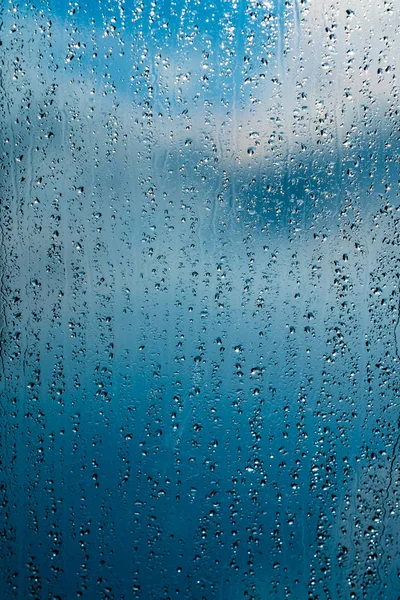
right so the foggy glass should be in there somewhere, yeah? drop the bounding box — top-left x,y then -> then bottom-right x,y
1,1 -> 399,598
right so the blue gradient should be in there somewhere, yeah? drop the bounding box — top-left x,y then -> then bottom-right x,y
0,1 -> 399,599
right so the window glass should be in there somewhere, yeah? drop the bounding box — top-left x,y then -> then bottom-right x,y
1,1 -> 399,598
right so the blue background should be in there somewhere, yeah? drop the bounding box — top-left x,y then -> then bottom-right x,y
1,1 -> 399,598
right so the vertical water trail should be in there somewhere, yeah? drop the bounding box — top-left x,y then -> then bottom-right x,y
0,62 -> 26,600
374,298 -> 400,597
0,68 -> 9,394
293,0 -> 301,56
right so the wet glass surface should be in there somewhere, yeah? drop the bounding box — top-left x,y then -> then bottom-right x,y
1,1 -> 399,598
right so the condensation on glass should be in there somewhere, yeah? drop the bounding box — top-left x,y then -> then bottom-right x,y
0,0 -> 399,598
